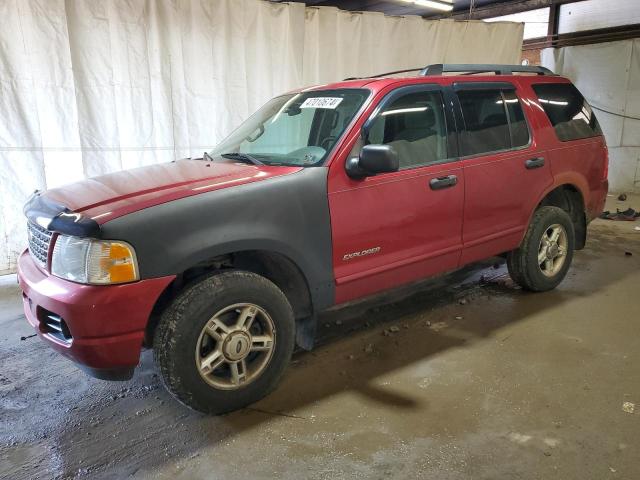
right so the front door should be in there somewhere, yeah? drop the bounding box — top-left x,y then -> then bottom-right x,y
328,84 -> 465,304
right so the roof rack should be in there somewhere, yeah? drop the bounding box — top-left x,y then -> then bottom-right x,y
419,64 -> 555,76
343,67 -> 423,81
343,63 -> 554,81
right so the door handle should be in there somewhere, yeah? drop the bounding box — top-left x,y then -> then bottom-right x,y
525,157 -> 545,169
429,175 -> 458,190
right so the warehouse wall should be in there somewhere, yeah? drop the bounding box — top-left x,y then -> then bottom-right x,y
0,0 -> 523,274
542,40 -> 640,195
557,0 -> 640,34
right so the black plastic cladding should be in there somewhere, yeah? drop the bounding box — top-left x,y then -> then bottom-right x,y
99,166 -> 335,312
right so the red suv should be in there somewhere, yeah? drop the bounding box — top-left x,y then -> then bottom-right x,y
18,64 -> 608,413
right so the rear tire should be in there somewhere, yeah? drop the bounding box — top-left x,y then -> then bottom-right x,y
507,206 -> 575,292
153,271 -> 295,414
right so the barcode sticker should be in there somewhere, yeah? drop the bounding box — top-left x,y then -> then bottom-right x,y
300,97 -> 343,109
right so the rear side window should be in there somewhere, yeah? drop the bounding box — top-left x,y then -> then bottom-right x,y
532,83 -> 602,142
457,88 -> 530,156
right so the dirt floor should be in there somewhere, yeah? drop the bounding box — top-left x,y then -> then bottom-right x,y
1,194 -> 639,480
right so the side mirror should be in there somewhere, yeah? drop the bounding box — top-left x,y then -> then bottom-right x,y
345,144 -> 399,179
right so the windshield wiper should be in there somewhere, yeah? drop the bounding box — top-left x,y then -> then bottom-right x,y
220,152 -> 263,165
203,151 -> 215,163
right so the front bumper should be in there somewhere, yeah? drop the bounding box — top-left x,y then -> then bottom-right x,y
17,250 -> 175,379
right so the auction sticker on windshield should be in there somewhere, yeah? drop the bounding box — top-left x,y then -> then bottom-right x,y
301,97 -> 343,109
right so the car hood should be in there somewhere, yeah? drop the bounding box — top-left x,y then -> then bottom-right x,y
44,159 -> 302,224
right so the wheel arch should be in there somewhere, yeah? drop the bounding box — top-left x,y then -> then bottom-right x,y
145,247 -> 322,351
535,183 -> 587,249
98,167 -> 335,353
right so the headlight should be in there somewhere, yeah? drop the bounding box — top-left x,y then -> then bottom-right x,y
51,236 -> 139,285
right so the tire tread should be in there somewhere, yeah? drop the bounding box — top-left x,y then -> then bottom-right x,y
153,270 -> 294,414
507,206 -> 575,292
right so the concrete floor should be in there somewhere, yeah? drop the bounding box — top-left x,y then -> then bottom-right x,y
1,194 -> 639,480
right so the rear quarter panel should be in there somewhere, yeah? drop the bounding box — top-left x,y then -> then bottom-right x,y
544,137 -> 608,219
520,78 -> 608,220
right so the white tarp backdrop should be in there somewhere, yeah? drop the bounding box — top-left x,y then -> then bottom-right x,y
542,40 -> 640,196
0,0 -> 523,274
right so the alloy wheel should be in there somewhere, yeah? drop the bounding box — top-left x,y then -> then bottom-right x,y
537,223 -> 568,277
195,303 -> 276,390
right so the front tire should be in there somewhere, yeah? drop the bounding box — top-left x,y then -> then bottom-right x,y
153,271 -> 295,414
507,206 -> 575,292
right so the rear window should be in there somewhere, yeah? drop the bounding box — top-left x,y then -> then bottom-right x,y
532,83 -> 602,142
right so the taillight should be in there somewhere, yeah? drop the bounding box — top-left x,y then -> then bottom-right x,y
603,144 -> 609,180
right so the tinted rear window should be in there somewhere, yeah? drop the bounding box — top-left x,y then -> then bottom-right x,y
532,83 -> 602,142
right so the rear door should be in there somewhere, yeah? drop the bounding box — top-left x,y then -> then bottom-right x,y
454,82 -> 554,265
329,84 -> 464,304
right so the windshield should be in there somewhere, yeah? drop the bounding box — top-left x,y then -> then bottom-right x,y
210,89 -> 370,166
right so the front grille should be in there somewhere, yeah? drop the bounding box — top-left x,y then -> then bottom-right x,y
39,309 -> 73,343
27,221 -> 53,268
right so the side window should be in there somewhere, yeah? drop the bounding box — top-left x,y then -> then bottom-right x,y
503,90 -> 530,148
532,83 -> 602,142
365,90 -> 448,169
457,88 -> 531,155
457,89 -> 511,155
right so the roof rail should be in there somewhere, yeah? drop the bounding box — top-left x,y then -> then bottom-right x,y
343,67 -> 423,81
419,64 -> 555,76
342,63 -> 555,81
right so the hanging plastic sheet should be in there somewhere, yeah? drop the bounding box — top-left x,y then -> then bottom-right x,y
0,0 -> 523,274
